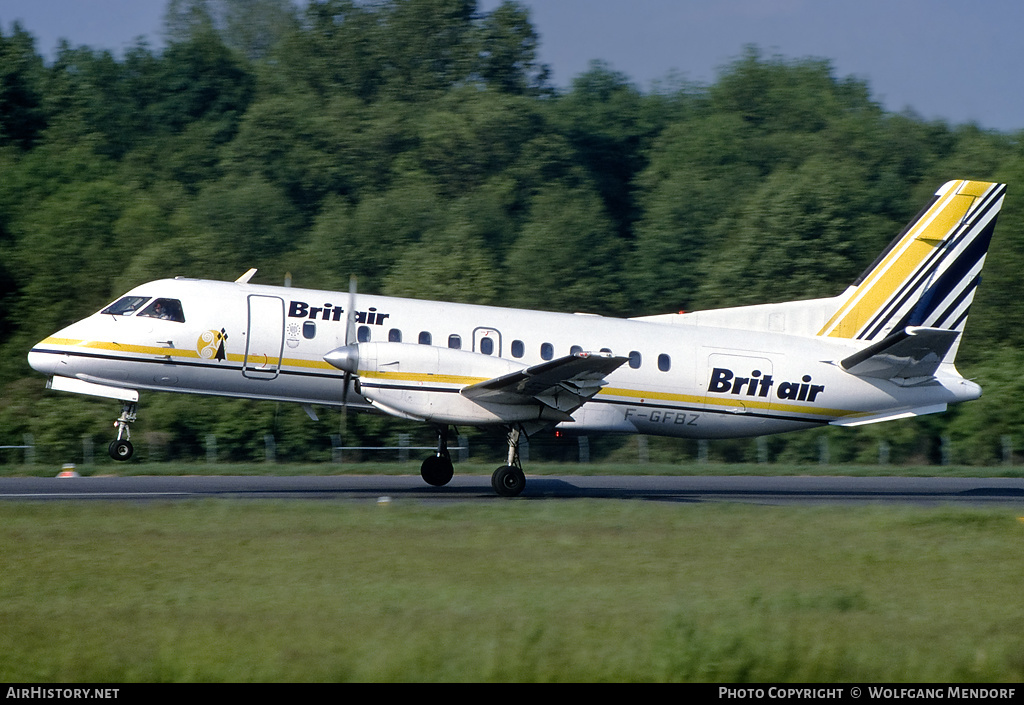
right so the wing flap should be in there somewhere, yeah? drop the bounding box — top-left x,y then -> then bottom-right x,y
461,352 -> 628,414
839,326 -> 960,380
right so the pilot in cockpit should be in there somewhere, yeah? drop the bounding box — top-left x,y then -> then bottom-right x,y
138,298 -> 185,322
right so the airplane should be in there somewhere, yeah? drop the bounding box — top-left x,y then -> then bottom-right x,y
27,179 -> 1005,496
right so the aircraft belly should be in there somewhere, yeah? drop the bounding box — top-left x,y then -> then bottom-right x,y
570,401 -> 815,439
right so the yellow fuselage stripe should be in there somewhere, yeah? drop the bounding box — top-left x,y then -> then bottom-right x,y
40,338 -> 856,419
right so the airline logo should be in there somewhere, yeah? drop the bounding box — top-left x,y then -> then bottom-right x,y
197,328 -> 229,361
708,367 -> 826,403
288,301 -> 391,326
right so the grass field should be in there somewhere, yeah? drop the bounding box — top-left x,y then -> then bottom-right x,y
2,495 -> 1023,682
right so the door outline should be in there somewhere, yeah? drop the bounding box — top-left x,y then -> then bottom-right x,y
703,353 -> 774,414
473,327 -> 501,356
243,295 -> 285,380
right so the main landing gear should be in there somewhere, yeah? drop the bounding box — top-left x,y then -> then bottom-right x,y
491,426 -> 526,498
420,426 -> 455,487
419,425 -> 527,497
108,400 -> 137,461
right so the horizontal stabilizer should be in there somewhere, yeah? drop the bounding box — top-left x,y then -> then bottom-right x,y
461,352 -> 628,415
839,327 -> 960,380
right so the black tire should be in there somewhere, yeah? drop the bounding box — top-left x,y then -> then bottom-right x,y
420,454 -> 454,487
491,465 -> 526,497
109,439 -> 134,461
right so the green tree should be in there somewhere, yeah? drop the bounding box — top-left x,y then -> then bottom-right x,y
150,27 -> 255,135
547,61 -> 661,238
0,23 -> 46,150
165,0 -> 298,61
696,157 -> 885,308
477,1 -> 549,95
505,183 -> 627,314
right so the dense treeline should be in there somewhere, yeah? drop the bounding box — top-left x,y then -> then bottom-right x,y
1,0 -> 1022,466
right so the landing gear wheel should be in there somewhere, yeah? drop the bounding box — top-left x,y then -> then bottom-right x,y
108,439 -> 134,461
421,454 -> 454,487
491,465 -> 526,497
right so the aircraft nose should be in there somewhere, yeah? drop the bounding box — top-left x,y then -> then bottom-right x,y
28,344 -> 61,377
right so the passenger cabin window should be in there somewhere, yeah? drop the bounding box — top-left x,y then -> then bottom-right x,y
658,354 -> 671,372
102,296 -> 150,316
479,337 -> 494,355
511,340 -> 524,358
419,331 -> 432,345
448,334 -> 462,350
570,345 -> 583,355
388,328 -> 402,343
540,342 -> 554,361
357,326 -> 371,343
628,351 -> 642,369
138,298 -> 185,322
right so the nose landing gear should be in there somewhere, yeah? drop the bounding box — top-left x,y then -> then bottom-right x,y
108,401 -> 137,461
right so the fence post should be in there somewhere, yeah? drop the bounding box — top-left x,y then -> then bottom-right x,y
757,437 -> 768,464
82,435 -> 94,466
878,439 -> 890,465
637,435 -> 649,464
398,433 -> 410,462
578,436 -> 590,463
697,439 -> 708,463
458,435 -> 468,462
818,435 -> 830,465
23,433 -> 34,465
206,434 -> 218,464
1002,435 -> 1013,466
941,436 -> 951,466
264,434 -> 276,463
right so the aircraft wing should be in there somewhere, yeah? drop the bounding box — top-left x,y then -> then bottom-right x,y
839,327 -> 960,381
461,353 -> 628,417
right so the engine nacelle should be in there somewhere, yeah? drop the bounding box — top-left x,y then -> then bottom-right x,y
326,342 -> 563,425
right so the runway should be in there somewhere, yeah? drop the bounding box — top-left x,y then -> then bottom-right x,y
2,474 -> 1024,505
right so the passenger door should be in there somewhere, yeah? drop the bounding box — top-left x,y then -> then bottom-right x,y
243,295 -> 285,380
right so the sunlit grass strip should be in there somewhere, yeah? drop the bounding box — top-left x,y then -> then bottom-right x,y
2,461 -> 1023,478
1,501 -> 1023,682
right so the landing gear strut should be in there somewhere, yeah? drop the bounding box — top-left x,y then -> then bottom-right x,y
491,426 -> 526,497
420,426 -> 454,487
108,401 -> 137,461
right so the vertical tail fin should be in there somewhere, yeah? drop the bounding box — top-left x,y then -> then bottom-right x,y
818,180 -> 1005,355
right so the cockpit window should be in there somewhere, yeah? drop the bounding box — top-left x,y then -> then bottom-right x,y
138,298 -> 185,323
102,296 -> 151,316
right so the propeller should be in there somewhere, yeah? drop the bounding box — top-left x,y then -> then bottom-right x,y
323,275 -> 360,403
323,275 -> 360,448
342,274 -> 358,407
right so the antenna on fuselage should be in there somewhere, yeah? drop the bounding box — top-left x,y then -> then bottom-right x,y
235,268 -> 257,284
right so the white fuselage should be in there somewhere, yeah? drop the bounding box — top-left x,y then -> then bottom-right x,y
28,277 -> 981,440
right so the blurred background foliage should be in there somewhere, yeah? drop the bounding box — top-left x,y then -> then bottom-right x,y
1,0 -> 1022,466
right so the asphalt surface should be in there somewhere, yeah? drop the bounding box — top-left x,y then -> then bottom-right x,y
2,474 -> 1024,505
